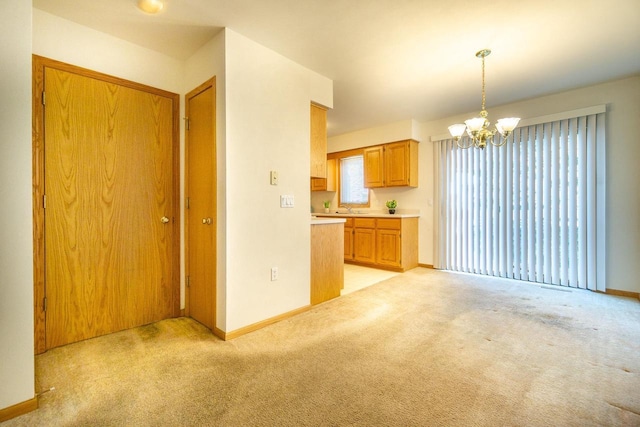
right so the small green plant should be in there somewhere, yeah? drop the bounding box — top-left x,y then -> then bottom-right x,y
385,200 -> 397,209
323,200 -> 331,208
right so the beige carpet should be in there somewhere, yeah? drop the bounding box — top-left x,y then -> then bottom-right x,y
4,268 -> 640,426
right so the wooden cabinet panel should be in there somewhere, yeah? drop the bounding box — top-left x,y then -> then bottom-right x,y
311,158 -> 336,192
343,218 -> 354,260
376,228 -> 402,268
311,177 -> 326,191
354,217 -> 376,229
399,217 -> 419,270
344,227 -> 354,260
311,223 -> 344,305
376,218 -> 401,230
354,227 -> 376,264
310,104 -> 327,178
363,145 -> 384,188
385,141 -> 408,186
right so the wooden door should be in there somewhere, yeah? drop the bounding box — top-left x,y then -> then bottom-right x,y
36,58 -> 180,350
186,78 -> 217,331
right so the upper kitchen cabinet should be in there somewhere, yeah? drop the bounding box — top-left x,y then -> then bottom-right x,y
364,139 -> 418,188
311,158 -> 336,192
363,145 -> 385,188
310,104 -> 327,178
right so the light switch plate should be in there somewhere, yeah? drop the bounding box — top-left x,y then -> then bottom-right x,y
270,170 -> 278,185
280,195 -> 294,208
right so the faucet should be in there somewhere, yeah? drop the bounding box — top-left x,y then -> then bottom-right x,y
341,204 -> 353,214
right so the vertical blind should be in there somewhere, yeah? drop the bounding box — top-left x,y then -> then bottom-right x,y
434,107 -> 606,291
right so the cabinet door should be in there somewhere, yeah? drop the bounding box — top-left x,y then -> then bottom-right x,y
354,227 -> 376,264
344,226 -> 354,260
310,104 -> 327,178
385,140 -> 418,187
363,145 -> 384,188
376,228 -> 402,267
310,177 -> 327,191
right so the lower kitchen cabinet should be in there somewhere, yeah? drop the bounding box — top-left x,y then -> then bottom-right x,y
343,218 -> 354,261
376,227 -> 401,268
339,216 -> 418,272
353,218 -> 376,264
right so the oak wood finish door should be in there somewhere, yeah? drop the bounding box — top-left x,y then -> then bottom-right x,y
33,56 -> 180,352
185,78 -> 217,331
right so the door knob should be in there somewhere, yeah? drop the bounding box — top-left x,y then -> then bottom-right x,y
161,216 -> 170,223
202,217 -> 212,225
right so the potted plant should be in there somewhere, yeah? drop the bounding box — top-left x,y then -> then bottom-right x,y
386,199 -> 397,214
323,200 -> 331,213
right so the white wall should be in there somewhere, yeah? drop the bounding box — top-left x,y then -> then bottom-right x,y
33,10 -> 184,94
223,29 -> 332,331
185,29 -> 333,332
0,1 -> 34,411
328,76 -> 640,294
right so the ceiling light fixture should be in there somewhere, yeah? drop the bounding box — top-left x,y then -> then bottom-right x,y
137,0 -> 164,14
448,49 -> 520,149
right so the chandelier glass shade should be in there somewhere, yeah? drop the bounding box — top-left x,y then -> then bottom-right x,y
448,49 -> 520,149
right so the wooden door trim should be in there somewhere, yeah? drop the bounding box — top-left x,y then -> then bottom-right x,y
32,55 -> 181,354
184,77 -> 217,329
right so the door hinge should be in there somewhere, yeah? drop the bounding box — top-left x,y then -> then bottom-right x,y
43,194 -> 46,209
186,276 -> 190,288
43,297 -> 47,312
186,197 -> 190,210
184,117 -> 190,131
42,91 -> 46,106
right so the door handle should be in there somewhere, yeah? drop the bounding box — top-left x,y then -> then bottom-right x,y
202,217 -> 212,225
161,216 -> 170,224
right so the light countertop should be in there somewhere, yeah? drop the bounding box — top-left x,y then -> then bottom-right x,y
310,216 -> 347,225
313,211 -> 420,219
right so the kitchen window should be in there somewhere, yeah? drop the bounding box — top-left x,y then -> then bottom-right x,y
338,154 -> 369,206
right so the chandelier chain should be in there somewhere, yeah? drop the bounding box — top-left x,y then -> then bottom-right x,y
481,54 -> 486,112
447,48 -> 520,149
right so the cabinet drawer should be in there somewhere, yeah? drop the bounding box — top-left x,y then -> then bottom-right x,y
376,218 -> 401,230
343,217 -> 354,227
354,218 -> 376,229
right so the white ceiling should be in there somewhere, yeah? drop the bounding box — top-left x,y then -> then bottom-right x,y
33,0 -> 640,136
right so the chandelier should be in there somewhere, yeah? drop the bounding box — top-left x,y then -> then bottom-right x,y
448,49 -> 520,149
